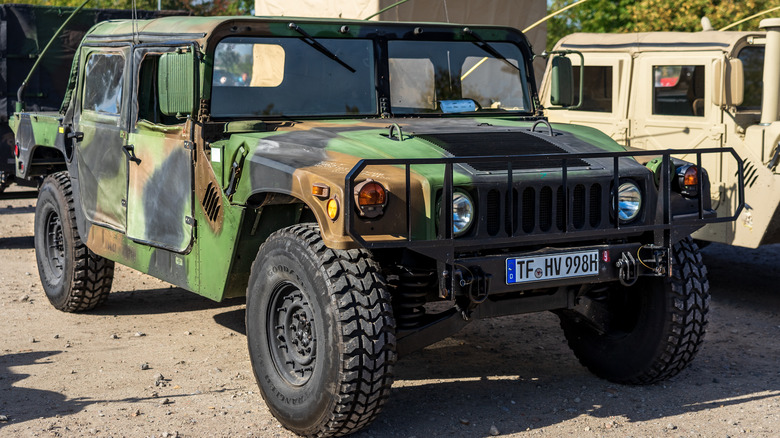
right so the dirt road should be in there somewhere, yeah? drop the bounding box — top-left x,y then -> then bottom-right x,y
1,189 -> 779,437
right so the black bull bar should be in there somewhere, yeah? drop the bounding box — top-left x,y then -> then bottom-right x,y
344,148 -> 744,260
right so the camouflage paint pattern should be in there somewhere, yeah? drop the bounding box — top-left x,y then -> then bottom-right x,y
12,16 -> 694,302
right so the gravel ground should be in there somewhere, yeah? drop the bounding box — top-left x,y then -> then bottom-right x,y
1,188 -> 779,438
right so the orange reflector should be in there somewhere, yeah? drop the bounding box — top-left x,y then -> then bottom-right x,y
327,198 -> 339,220
683,166 -> 698,186
312,183 -> 330,198
358,181 -> 386,206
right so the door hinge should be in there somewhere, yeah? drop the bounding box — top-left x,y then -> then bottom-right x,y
183,141 -> 195,150
185,216 -> 195,226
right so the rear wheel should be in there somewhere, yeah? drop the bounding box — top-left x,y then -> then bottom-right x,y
558,237 -> 709,384
34,172 -> 114,312
246,224 -> 396,437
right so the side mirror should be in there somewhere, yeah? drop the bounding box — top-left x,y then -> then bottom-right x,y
550,55 -> 574,107
713,58 -> 744,107
158,51 -> 194,116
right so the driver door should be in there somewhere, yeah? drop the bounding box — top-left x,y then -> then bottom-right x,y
125,46 -> 196,253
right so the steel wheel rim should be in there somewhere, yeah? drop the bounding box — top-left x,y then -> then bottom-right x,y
267,281 -> 317,386
43,209 -> 65,280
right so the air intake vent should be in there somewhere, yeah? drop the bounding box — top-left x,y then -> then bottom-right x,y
416,131 -> 590,172
202,181 -> 221,223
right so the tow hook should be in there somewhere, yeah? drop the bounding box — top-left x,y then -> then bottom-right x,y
616,252 -> 638,286
453,266 -> 492,320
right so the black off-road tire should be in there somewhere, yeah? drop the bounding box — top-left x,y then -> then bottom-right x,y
34,172 -> 114,312
246,224 -> 396,438
559,237 -> 709,385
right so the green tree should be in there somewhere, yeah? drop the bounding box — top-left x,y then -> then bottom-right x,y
547,0 -> 635,50
547,0 -> 780,50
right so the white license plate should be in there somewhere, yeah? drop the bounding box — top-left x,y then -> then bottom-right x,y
506,250 -> 600,284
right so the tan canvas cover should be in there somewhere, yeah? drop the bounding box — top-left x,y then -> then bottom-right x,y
555,31 -> 766,58
254,0 -> 547,81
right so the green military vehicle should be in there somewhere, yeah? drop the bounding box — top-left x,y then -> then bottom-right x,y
541,19 -> 780,248
11,15 -> 742,437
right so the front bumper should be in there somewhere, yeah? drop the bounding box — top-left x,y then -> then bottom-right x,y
451,242 -> 662,299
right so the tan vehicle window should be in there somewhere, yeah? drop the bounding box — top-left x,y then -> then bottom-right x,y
572,65 -> 612,112
738,46 -> 764,110
652,65 -> 705,117
83,53 -> 124,115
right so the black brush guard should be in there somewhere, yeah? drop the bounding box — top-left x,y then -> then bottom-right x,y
344,148 -> 744,260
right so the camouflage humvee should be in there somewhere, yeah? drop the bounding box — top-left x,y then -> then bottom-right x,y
541,20 -> 780,249
10,16 -> 742,437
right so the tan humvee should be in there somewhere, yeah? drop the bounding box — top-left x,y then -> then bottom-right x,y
541,19 -> 780,248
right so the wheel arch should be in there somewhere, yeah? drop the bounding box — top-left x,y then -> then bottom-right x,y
221,190 -> 329,299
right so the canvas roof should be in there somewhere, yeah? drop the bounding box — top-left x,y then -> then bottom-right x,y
554,31 -> 767,57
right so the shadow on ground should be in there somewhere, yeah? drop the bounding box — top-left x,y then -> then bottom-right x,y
0,350 -> 240,429
91,287 -> 245,317
0,235 -> 34,250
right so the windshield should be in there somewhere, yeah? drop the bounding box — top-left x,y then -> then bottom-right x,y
210,37 -> 376,117
388,40 -> 531,114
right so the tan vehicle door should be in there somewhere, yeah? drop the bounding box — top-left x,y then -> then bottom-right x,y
546,53 -> 632,144
629,53 -> 724,172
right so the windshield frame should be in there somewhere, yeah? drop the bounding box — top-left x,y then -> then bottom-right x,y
204,20 -> 539,121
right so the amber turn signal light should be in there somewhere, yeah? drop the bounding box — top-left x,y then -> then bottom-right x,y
676,164 -> 699,198
357,181 -> 386,206
327,198 -> 339,220
683,165 -> 698,186
353,179 -> 388,218
312,183 -> 330,198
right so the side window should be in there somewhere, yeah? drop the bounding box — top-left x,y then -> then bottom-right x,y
137,54 -> 181,125
83,53 -> 124,115
653,65 -> 705,117
571,65 -> 612,112
738,46 -> 764,110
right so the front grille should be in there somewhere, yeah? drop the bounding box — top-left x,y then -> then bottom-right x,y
484,182 -> 605,236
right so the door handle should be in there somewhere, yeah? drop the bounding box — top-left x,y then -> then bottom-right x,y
66,130 -> 84,142
123,145 -> 141,164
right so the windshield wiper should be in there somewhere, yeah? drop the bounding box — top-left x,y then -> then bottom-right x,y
463,27 -> 521,74
288,22 -> 356,73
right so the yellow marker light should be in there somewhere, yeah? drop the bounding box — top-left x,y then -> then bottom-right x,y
312,183 -> 330,198
327,198 -> 339,220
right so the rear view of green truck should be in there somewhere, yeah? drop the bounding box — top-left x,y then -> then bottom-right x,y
10,15 -> 743,437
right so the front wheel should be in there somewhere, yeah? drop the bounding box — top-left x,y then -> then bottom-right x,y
34,172 -> 114,312
246,224 -> 396,437
558,237 -> 709,385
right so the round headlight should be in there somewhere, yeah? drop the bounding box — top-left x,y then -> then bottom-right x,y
452,191 -> 474,236
613,182 -> 642,222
